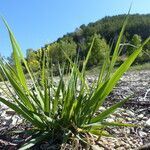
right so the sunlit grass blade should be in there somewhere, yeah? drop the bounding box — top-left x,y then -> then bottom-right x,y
89,129 -> 111,137
109,7 -> 131,73
84,37 -> 150,117
2,18 -> 45,110
2,17 -> 28,91
62,50 -> 89,91
90,96 -> 130,123
95,37 -> 150,109
0,65 -> 34,109
82,36 -> 95,74
0,97 -> 45,129
41,51 -> 46,87
97,49 -> 109,86
101,122 -> 136,127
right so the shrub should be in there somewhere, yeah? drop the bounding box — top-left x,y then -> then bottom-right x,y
0,16 -> 149,150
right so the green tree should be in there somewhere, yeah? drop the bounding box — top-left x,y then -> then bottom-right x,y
46,38 -> 77,64
132,34 -> 142,46
46,42 -> 60,64
26,49 -> 40,72
127,34 -> 144,63
87,34 -> 109,67
26,49 -> 38,61
59,38 -> 77,61
127,34 -> 142,55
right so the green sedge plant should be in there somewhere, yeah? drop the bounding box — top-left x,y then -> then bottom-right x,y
0,15 -> 149,150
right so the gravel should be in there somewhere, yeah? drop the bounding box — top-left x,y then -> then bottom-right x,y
0,69 -> 150,149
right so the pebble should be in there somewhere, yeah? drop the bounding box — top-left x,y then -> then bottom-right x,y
138,131 -> 147,137
116,147 -> 126,150
106,118 -> 114,122
145,118 -> 150,127
6,109 -> 16,115
137,114 -> 144,119
98,106 -> 106,111
126,110 -> 135,116
92,145 -> 104,150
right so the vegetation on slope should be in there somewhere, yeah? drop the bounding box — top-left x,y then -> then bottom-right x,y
21,14 -> 149,72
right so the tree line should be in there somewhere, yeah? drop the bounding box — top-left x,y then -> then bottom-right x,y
8,14 -> 150,73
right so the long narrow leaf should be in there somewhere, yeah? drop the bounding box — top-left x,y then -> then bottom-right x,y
90,96 -> 130,123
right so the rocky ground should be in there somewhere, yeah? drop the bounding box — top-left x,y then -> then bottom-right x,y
0,69 -> 150,150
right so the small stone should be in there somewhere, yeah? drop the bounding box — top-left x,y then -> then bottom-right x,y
138,131 -> 147,137
5,115 -> 12,121
106,118 -> 114,122
126,117 -> 132,121
124,143 -> 131,148
92,145 -> 104,150
145,118 -> 150,127
116,147 -> 126,150
122,113 -> 129,117
120,141 -> 126,146
109,114 -> 116,119
124,128 -> 130,134
6,109 -> 16,115
4,116 -> 12,125
87,77 -> 94,83
109,142 -> 115,148
114,142 -> 120,148
116,118 -> 124,122
116,108 -> 125,112
126,110 -> 134,116
1,111 -> 6,117
11,116 -> 19,126
143,117 -> 148,120
138,114 -> 144,119
128,140 -> 134,145
99,106 -> 106,111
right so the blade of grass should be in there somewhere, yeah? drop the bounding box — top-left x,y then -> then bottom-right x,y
19,132 -> 50,150
0,97 -> 45,129
90,96 -> 130,123
2,18 -> 45,109
95,37 -> 150,109
2,18 -> 28,91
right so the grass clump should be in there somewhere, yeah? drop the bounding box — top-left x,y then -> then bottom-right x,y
0,16 -> 149,150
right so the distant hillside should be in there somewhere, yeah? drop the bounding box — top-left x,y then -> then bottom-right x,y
59,14 -> 150,43
23,14 -> 150,72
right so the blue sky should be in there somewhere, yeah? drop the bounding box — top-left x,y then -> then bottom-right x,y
0,0 -> 149,57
